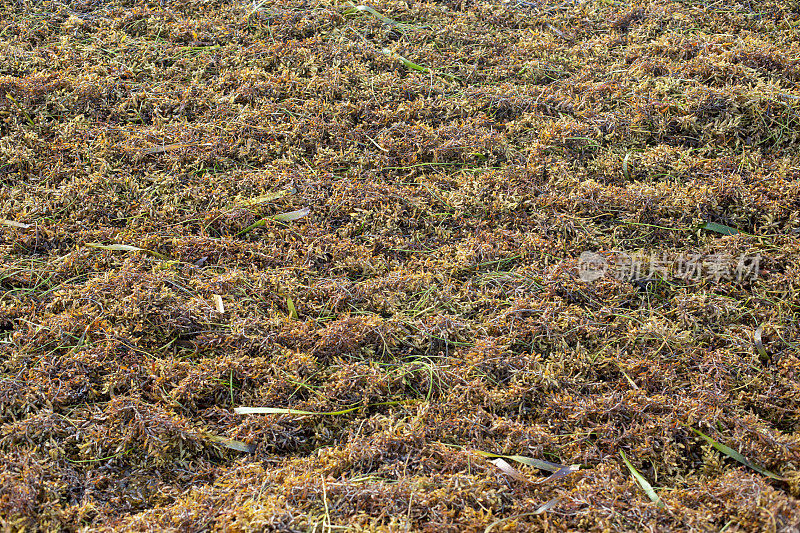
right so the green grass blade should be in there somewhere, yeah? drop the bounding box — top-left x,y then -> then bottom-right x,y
484,502 -> 561,533
474,450 -> 565,473
754,325 -> 768,358
235,400 -> 407,416
236,218 -> 268,236
622,152 -> 632,180
1,219 -> 32,229
533,497 -> 561,514
699,222 -> 739,235
5,94 -> 36,128
345,5 -> 421,31
87,243 -> 146,253
86,243 -> 169,259
235,407 -> 324,415
690,428 -> 786,480
286,296 -> 298,319
620,450 -> 665,508
236,189 -> 291,206
237,207 -> 309,235
382,48 -> 429,73
542,464 -> 581,483
348,5 -> 399,26
205,434 -> 256,453
273,207 -> 310,222
65,448 -> 131,464
489,458 -> 530,483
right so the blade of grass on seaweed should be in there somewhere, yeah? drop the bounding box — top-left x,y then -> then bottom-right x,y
249,0 -> 269,14
347,5 -> 400,26
616,220 -> 693,232
487,454 -> 580,484
534,497 -> 561,514
212,294 -> 225,314
86,243 -> 169,259
620,450 -> 665,508
235,400 -> 408,416
5,94 -> 35,128
382,48 -> 429,73
273,207 -> 310,222
286,295 -> 298,319
380,49 -> 463,82
236,407 -> 352,416
484,500 -> 562,533
620,369 -> 640,390
236,207 -> 310,235
690,427 -> 786,480
754,325 -> 768,358
141,143 -> 193,155
205,433 -> 255,453
474,450 -> 565,473
66,448 -> 131,463
490,458 -> 530,483
622,152 -> 632,181
1,219 -> 32,229
699,222 -> 739,236
346,4 -> 426,31
542,464 -> 581,483
236,218 -> 268,235
236,188 -> 293,206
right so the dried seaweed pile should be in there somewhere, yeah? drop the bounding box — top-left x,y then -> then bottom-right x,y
1,0 -> 800,530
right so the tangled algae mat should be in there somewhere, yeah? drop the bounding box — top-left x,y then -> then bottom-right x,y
2,0 -> 800,530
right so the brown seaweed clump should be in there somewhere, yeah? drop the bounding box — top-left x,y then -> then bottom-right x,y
1,0 -> 799,530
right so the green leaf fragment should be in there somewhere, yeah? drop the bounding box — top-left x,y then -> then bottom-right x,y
1,219 -> 32,229
534,497 -> 561,514
473,450 -> 566,473
86,243 -> 169,259
345,5 -> 421,31
381,48 -> 462,81
543,464 -> 581,483
700,222 -> 739,235
273,207 -> 310,222
237,189 -> 292,206
234,401 -> 407,417
237,207 -> 310,235
620,450 -> 666,508
286,295 -> 298,319
236,218 -> 268,235
205,434 -> 256,453
5,93 -> 35,127
87,243 -> 146,253
690,427 -> 786,481
348,5 -> 398,26
754,325 -> 768,358
236,407 -> 354,416
382,48 -> 429,73
622,152 -> 632,180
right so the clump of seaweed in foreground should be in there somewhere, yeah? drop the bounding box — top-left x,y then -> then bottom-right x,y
1,0 -> 799,530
